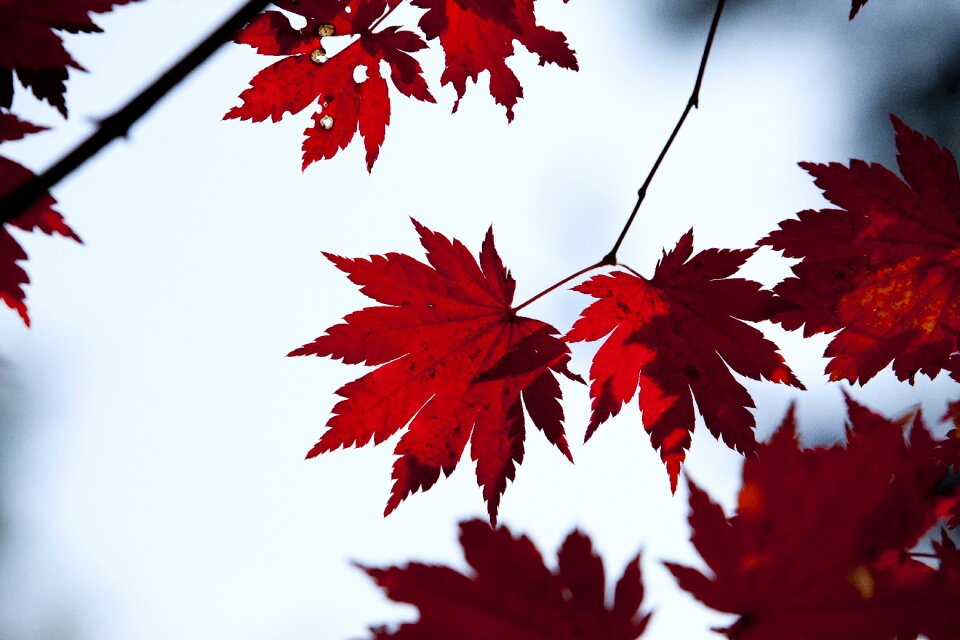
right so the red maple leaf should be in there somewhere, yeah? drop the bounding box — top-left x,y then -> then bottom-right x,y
850,0 -> 870,19
225,2 -> 434,171
940,400 -> 960,528
362,519 -> 651,639
566,230 -> 802,492
289,220 -> 580,523
0,0 -> 143,115
411,0 -> 578,120
0,113 -> 81,325
760,117 -> 960,385
928,534 -> 960,640
666,397 -> 960,639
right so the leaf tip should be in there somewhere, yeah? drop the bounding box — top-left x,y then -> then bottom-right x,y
409,216 -> 426,236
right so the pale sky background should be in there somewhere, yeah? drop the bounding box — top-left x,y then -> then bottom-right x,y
0,1 -> 958,639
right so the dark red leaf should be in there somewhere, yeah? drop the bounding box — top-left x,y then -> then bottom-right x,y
0,114 -> 81,325
290,220 -> 578,523
760,116 -> 960,385
271,0 -> 397,35
939,401 -> 960,527
566,230 -> 802,491
0,69 -> 13,109
233,11 -> 318,57
850,0 -> 870,19
927,534 -> 960,640
0,112 -> 44,141
667,397 -> 960,639
362,519 -> 651,639
0,0 -> 143,114
368,28 -> 434,102
411,0 -> 577,120
227,5 -> 433,170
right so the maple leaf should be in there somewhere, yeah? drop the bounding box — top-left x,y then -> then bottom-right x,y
290,219 -> 580,523
761,117 -> 960,385
940,400 -> 960,527
666,397 -> 960,639
362,519 -> 651,639
566,230 -> 802,492
270,0 -> 400,38
850,0 -> 870,19
0,113 -> 81,325
927,534 -> 960,640
0,0 -> 143,115
225,3 -> 434,171
411,0 -> 578,120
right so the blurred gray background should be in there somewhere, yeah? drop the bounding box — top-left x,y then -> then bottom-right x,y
657,0 -> 960,160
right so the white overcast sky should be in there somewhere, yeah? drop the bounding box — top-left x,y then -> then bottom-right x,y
0,1 -> 958,639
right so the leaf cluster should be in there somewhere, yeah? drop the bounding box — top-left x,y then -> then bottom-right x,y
2,0 -> 959,637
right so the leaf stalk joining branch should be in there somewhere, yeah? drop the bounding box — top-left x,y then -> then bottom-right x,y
516,0 -> 726,312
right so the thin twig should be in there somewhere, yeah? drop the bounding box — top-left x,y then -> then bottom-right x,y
603,0 -> 726,264
509,0 -> 727,311
0,0 -> 272,225
513,261 -> 605,313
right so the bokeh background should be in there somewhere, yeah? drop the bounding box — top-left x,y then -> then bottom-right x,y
0,0 -> 958,638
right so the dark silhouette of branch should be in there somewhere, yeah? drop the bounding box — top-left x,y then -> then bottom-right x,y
510,0 -> 727,312
0,0 -> 272,225
604,0 -> 726,264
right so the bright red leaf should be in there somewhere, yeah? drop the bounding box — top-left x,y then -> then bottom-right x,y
362,519 -> 651,639
666,397 -> 960,639
290,219 -> 580,523
0,114 -> 81,325
0,0 -> 143,115
761,116 -> 960,385
226,3 -> 434,171
269,0 -> 401,38
411,0 -> 578,120
566,230 -> 802,492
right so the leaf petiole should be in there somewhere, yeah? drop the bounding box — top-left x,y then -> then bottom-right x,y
512,261 -> 606,313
